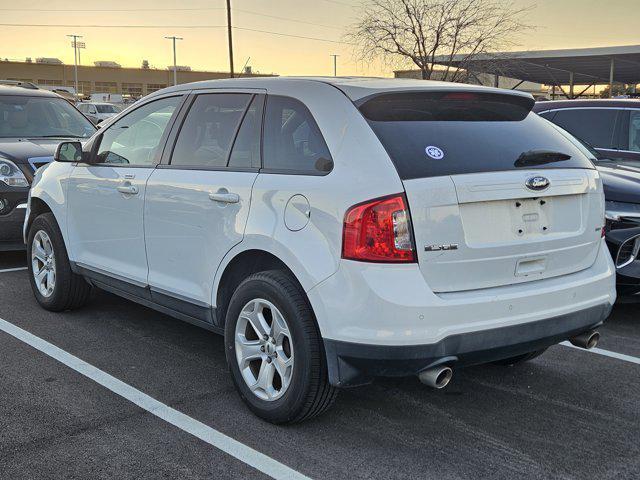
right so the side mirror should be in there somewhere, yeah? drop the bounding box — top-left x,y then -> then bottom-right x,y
54,141 -> 83,162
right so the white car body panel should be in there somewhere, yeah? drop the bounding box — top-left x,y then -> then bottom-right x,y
308,239 -> 615,345
144,169 -> 258,305
66,165 -> 153,285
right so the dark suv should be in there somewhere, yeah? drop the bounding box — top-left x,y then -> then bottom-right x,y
533,99 -> 640,295
0,82 -> 95,250
532,99 -> 640,162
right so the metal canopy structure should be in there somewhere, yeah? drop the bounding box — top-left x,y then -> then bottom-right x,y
433,45 -> 640,98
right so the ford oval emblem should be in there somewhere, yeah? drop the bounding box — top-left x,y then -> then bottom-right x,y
525,176 -> 550,191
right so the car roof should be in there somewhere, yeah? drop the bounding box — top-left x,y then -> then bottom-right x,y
151,76 -> 534,102
0,84 -> 61,98
533,98 -> 640,112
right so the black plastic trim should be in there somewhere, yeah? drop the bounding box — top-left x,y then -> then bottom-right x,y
72,263 -> 220,331
323,303 -> 612,387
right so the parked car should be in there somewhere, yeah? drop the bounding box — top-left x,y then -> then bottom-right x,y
76,102 -> 121,124
0,83 -> 95,251
533,100 -> 640,295
26,78 -> 615,423
532,99 -> 640,162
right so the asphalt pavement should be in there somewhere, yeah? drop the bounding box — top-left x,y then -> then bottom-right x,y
1,250 -> 639,480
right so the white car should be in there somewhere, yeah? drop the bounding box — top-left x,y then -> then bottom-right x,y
76,102 -> 121,124
25,77 -> 616,423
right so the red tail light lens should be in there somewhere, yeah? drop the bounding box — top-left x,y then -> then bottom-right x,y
342,193 -> 416,263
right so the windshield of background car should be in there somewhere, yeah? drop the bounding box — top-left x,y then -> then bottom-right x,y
96,104 -> 120,114
0,95 -> 96,138
359,91 -> 596,180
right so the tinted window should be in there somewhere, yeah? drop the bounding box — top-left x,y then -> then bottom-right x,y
229,95 -> 264,169
551,108 -> 618,149
263,95 -> 333,174
171,93 -> 251,168
96,96 -> 180,166
360,92 -> 595,180
96,104 -> 119,113
0,95 -> 95,138
629,111 -> 640,152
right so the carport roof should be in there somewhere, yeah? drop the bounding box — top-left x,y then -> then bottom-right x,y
433,45 -> 640,86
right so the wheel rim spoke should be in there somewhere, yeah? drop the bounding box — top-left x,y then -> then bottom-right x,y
31,230 -> 56,298
235,298 -> 294,402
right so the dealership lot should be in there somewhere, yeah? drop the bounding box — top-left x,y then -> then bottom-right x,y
0,251 -> 638,480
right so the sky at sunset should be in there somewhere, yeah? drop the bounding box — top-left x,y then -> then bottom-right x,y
0,0 -> 638,77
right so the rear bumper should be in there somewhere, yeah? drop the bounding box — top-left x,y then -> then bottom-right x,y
324,303 -> 611,387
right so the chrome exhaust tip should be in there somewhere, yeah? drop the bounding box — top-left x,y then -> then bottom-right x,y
418,366 -> 453,389
569,330 -> 600,350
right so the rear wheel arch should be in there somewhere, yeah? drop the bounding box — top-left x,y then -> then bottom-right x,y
215,249 -> 311,328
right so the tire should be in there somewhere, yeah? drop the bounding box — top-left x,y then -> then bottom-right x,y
27,213 -> 91,312
224,270 -> 337,424
492,348 -> 548,366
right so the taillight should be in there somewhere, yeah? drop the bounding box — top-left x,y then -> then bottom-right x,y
342,193 -> 416,263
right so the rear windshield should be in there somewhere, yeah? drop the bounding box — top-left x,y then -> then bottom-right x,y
359,92 -> 595,180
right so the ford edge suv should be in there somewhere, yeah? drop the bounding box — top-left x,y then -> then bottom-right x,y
25,78 -> 616,423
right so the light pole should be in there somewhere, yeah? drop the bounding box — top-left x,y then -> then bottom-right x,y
164,36 -> 183,86
330,54 -> 339,77
67,34 -> 83,100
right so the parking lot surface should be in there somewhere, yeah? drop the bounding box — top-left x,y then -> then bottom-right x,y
1,251 -> 639,480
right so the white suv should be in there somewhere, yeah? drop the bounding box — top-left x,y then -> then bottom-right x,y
25,78 -> 616,423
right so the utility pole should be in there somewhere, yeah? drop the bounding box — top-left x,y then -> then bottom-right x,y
66,34 -> 82,101
330,54 -> 339,77
226,0 -> 234,77
164,36 -> 183,86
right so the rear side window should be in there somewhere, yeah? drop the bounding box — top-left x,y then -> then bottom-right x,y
171,93 -> 251,168
359,92 -> 595,180
263,95 -> 333,174
550,108 -> 618,149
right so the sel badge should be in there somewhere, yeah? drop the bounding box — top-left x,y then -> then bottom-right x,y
425,146 -> 444,160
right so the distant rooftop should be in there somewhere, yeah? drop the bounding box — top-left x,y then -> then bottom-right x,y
432,44 -> 640,86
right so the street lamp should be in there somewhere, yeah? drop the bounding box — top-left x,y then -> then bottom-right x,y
67,34 -> 83,100
164,36 -> 183,86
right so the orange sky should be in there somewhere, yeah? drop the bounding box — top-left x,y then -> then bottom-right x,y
0,0 -> 638,77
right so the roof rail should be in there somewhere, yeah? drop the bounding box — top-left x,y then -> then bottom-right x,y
0,80 -> 39,89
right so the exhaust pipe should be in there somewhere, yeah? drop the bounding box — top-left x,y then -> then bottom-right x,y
569,330 -> 600,350
418,366 -> 453,389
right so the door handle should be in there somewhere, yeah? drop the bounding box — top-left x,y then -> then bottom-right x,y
209,192 -> 240,204
117,184 -> 139,195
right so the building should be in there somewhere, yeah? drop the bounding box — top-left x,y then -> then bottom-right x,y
394,68 -> 546,97
0,59 -> 274,99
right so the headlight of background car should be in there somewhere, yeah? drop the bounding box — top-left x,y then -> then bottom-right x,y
605,200 -> 640,224
0,158 -> 29,188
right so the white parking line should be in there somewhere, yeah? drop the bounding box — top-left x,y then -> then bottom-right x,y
561,342 -> 640,365
0,318 -> 311,480
0,267 -> 28,273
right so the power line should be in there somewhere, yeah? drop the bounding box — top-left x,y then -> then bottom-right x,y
0,7 -> 345,30
0,23 -> 350,44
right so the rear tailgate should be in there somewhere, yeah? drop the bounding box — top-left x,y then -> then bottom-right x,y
359,89 -> 604,293
404,169 -> 603,292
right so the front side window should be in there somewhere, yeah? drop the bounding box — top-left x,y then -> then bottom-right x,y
263,95 -> 333,174
551,108 -> 618,149
95,96 -> 181,166
171,93 -> 251,168
0,95 -> 95,138
628,111 -> 640,153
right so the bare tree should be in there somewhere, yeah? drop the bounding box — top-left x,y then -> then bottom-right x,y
347,0 -> 532,81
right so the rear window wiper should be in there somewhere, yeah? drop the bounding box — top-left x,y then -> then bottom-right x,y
515,150 -> 571,167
